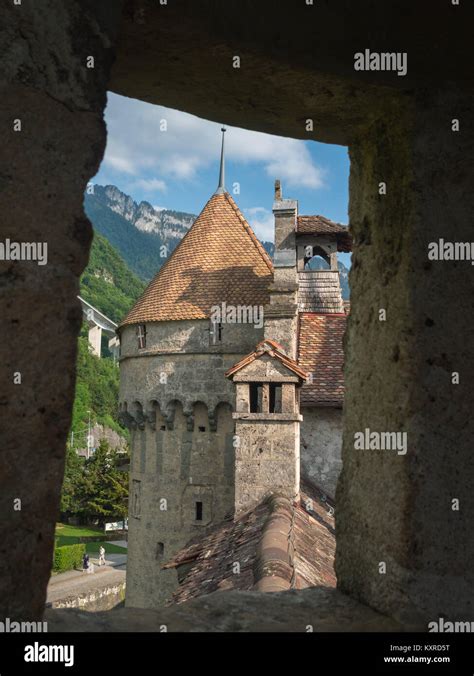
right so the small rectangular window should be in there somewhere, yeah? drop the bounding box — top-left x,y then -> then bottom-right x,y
136,324 -> 147,349
209,320 -> 223,345
249,383 -> 263,413
198,426 -> 206,432
156,542 -> 164,560
195,501 -> 203,521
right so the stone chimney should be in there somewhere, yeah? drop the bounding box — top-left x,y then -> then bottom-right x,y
263,180 -> 299,359
274,179 -> 282,200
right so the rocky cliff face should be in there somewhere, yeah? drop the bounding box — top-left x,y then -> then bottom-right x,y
96,184 -> 194,240
76,424 -> 127,457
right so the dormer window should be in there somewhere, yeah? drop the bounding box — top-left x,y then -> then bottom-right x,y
227,339 -> 306,417
136,324 -> 147,349
209,320 -> 223,345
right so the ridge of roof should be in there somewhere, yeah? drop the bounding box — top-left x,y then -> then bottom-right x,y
225,338 -> 308,380
162,484 -> 336,604
296,215 -> 352,252
297,214 -> 347,232
254,494 -> 295,592
223,192 -> 273,273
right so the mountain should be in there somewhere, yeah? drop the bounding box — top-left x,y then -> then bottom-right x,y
261,241 -> 275,259
84,185 -> 195,282
337,262 -> 350,300
80,232 -> 145,324
99,184 -> 195,237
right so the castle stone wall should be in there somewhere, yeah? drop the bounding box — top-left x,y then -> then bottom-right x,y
233,419 -> 300,513
300,407 -> 343,498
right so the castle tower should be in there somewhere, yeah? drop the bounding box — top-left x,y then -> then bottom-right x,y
295,211 -> 350,314
118,130 -> 273,607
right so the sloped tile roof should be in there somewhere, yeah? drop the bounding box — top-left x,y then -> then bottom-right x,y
225,339 -> 308,380
163,481 -> 335,605
120,192 -> 273,326
298,313 -> 347,407
296,215 -> 352,252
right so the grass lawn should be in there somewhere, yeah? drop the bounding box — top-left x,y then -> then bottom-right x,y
55,523 -> 127,554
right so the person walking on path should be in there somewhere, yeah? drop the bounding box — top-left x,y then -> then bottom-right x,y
99,546 -> 106,567
82,553 -> 89,573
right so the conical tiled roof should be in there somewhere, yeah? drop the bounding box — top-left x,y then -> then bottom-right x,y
120,192 -> 273,326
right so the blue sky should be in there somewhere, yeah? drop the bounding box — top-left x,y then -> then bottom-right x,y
93,92 -> 351,265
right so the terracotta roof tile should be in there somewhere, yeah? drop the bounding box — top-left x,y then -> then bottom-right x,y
298,313 -> 347,407
163,482 -> 335,605
120,192 -> 273,326
296,215 -> 352,252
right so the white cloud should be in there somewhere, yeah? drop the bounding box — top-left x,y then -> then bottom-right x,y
132,178 -> 167,192
104,152 -> 135,174
101,93 -> 326,190
244,207 -> 275,242
246,207 -> 268,216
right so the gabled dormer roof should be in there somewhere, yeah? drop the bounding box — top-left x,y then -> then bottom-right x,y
120,192 -> 273,327
225,339 -> 308,381
296,215 -> 352,252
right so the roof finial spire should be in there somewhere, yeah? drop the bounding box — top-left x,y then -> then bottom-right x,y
215,126 -> 226,195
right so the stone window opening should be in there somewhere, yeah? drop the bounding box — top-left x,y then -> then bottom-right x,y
195,501 -> 203,521
249,382 -> 264,412
198,425 -> 206,432
209,320 -> 223,345
160,425 -> 166,431
136,323 -> 147,349
269,384 -> 282,413
156,542 -> 164,560
304,245 -> 331,270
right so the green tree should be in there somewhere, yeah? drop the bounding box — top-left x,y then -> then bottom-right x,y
82,440 -> 129,527
60,444 -> 85,516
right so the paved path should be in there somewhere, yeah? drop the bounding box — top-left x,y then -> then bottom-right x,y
47,557 -> 126,605
107,540 -> 128,549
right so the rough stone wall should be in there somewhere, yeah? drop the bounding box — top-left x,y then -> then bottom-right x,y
0,0 -> 123,620
233,420 -> 300,513
120,320 -> 257,606
336,92 -> 474,623
300,407 -> 343,498
119,320 -> 262,412
48,582 -> 126,612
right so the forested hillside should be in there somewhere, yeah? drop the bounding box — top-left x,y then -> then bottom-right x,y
80,232 -> 145,324
71,233 -> 145,451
